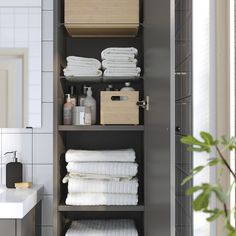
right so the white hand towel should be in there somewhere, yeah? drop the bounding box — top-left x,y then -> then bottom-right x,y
65,149 -> 136,163
104,67 -> 141,77
101,47 -> 138,60
63,176 -> 138,194
102,59 -> 137,69
66,193 -> 138,206
63,68 -> 102,77
66,162 -> 138,177
65,219 -> 138,236
67,56 -> 101,69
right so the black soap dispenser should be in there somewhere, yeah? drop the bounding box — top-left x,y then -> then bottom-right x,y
4,151 -> 22,188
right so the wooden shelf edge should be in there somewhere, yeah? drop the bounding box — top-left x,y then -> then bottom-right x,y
58,204 -> 144,212
58,125 -> 144,132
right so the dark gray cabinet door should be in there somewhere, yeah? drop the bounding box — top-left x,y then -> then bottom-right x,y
0,220 -> 16,236
144,0 -> 175,235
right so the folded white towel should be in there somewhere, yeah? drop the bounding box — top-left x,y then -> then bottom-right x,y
65,149 -> 136,163
65,219 -> 138,236
66,162 -> 138,178
101,47 -> 138,60
63,176 -> 138,194
102,54 -> 136,61
102,59 -> 137,69
67,56 -> 101,69
66,193 -> 138,205
63,68 -> 102,77
64,173 -> 133,181
66,64 -> 100,70
104,67 -> 141,77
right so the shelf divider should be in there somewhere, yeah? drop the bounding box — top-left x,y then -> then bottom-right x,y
58,125 -> 144,132
58,204 -> 145,212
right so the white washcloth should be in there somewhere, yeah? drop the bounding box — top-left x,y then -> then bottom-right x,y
104,67 -> 141,77
66,193 -> 138,205
67,56 -> 101,69
65,149 -> 136,163
65,219 -> 138,236
63,176 -> 138,194
66,162 -> 138,178
64,173 -> 133,181
102,59 -> 137,69
63,68 -> 102,77
101,47 -> 138,60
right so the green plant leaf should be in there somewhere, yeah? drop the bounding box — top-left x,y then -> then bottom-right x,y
181,175 -> 194,186
208,158 -> 222,166
186,186 -> 202,195
181,132 -> 217,153
212,186 -> 227,203
206,209 -> 224,222
192,190 -> 211,211
200,132 -> 217,146
181,165 -> 205,185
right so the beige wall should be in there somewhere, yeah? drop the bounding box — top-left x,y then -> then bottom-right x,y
216,0 -> 231,235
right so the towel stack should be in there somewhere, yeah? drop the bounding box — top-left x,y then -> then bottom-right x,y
101,47 -> 141,77
63,149 -> 139,206
65,219 -> 138,236
63,56 -> 102,77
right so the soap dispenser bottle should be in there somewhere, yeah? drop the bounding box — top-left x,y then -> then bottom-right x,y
4,151 -> 22,188
84,87 -> 96,125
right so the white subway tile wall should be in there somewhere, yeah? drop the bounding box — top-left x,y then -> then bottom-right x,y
0,0 -> 53,234
0,7 -> 42,127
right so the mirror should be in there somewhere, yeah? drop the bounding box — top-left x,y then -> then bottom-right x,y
0,1 -> 42,128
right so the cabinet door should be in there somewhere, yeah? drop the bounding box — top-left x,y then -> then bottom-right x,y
0,220 -> 16,236
144,0 -> 175,235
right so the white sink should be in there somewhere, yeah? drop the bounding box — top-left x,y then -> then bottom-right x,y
0,185 -> 43,219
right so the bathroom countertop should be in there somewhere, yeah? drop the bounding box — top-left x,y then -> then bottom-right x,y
0,185 -> 43,219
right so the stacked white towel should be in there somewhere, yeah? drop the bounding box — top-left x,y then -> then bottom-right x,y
63,56 -> 102,77
63,149 -> 139,206
101,47 -> 141,77
66,219 -> 138,236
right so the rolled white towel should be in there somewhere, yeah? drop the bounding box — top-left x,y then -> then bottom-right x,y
104,67 -> 141,77
66,193 -> 138,206
65,149 -> 136,163
101,47 -> 138,60
102,59 -> 137,69
65,219 -> 138,236
63,176 -> 139,194
66,162 -> 138,178
67,56 -> 101,69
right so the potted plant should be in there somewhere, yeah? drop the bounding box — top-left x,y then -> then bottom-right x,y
181,132 -> 236,236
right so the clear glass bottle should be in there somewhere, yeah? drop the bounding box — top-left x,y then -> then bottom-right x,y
78,85 -> 88,106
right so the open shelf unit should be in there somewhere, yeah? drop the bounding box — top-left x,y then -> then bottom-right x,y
54,0 -> 176,235
54,0 -> 145,235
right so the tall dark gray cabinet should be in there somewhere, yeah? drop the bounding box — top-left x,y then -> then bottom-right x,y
175,0 -> 193,235
54,0 -> 175,235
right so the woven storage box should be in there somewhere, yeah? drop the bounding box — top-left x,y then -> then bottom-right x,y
100,91 -> 139,125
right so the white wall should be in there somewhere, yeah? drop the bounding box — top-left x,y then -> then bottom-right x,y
0,0 -> 53,235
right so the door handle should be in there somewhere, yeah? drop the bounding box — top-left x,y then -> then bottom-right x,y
176,126 -> 181,133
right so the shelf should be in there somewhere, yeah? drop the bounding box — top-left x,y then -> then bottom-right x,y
60,76 -> 143,83
58,204 -> 144,212
58,125 -> 144,132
